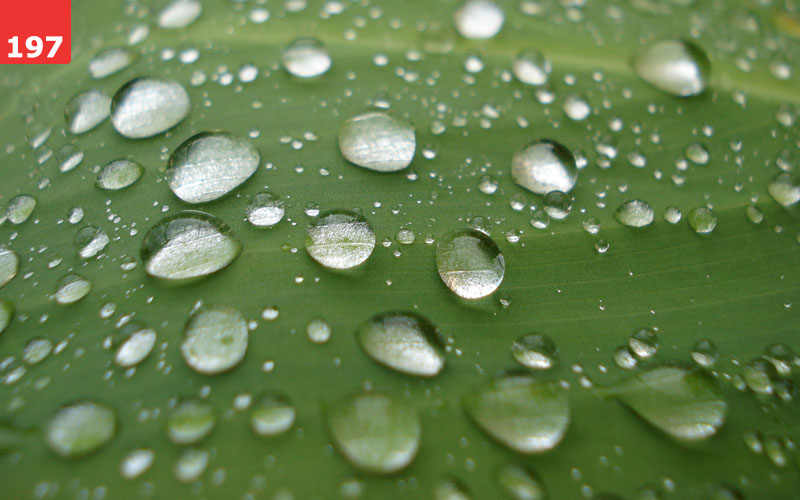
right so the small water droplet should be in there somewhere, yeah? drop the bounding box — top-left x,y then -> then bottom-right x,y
89,47 -> 137,79
629,327 -> 659,359
0,300 -> 13,334
496,463 -> 545,500
663,206 -> 682,224
246,192 -> 285,227
65,90 -> 111,134
158,0 -> 202,28
436,229 -> 505,299
512,50 -> 551,86
454,0 -> 505,39
614,200 -> 654,228
687,206 -> 717,234
5,195 -> 37,225
250,393 -> 296,437
305,210 -> 376,270
690,339 -> 718,368
512,140 -> 578,195
23,337 -> 52,365
0,247 -> 19,289
120,449 -> 154,479
75,225 -> 109,259
338,111 -> 416,172
174,448 -> 209,482
767,173 -> 800,206
543,191 -> 572,220
115,325 -> 157,368
46,401 -> 116,458
54,274 -> 92,305
167,399 -> 216,444
306,318 -> 332,344
282,37 -> 332,78
684,142 -> 709,165
96,159 -> 144,190
511,334 -> 558,370
563,94 -> 591,121
181,306 -> 248,375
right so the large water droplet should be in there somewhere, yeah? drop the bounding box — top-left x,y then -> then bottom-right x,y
65,90 -> 111,134
181,306 -> 248,374
614,200 -> 654,227
633,39 -> 711,97
158,0 -> 202,28
512,50 -> 551,86
46,401 -> 116,458
454,0 -> 505,40
356,311 -> 445,377
608,365 -> 727,440
5,195 -> 37,224
141,211 -> 242,282
767,173 -> 800,206
327,392 -> 421,474
250,393 -> 296,437
246,192 -> 285,227
0,247 -> 19,289
436,229 -> 505,299
96,159 -> 144,191
511,334 -> 558,370
110,78 -> 191,139
282,37 -> 332,78
167,131 -> 260,203
463,373 -> 570,453
54,274 -> 92,305
305,210 -> 376,270
89,47 -> 136,79
496,463 -> 546,500
167,399 -> 216,444
338,111 -> 416,172
23,338 -> 52,365
511,140 -> 578,195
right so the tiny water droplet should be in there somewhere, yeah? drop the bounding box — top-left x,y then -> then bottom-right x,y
496,463 -> 545,500
307,318 -> 332,344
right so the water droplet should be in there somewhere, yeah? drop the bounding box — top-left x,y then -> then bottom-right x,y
511,334 -> 558,370
436,229 -> 505,299
96,159 -> 144,190
141,211 -> 241,282
434,477 -> 471,500
282,37 -> 332,78
609,365 -> 727,440
764,343 -> 794,377
167,399 -> 216,444
0,247 -> 19,289
181,306 -> 248,375
454,0 -> 505,40
614,200 -> 654,228
0,300 -> 13,334
629,327 -> 659,359
57,145 -> 84,173
250,393 -> 296,437
543,191 -> 572,220
512,139 -> 578,195
174,448 -> 209,482
305,210 -> 376,270
111,78 -> 191,139
562,94 -> 591,121
246,192 -> 285,227
463,373 -> 570,453
120,449 -> 154,479
396,229 -> 415,245
687,206 -> 717,234
478,175 -> 498,195
512,50 -> 551,86
306,318 -> 332,344
75,225 -> 110,259
115,325 -> 157,368
496,463 -> 545,500
684,142 -> 709,165
530,210 -> 550,229
582,218 -> 600,234
54,274 -> 92,305
5,195 -> 37,224
690,339 -> 718,368
356,311 -> 445,377
65,90 -> 111,134
633,39 -> 711,97
613,345 -> 638,370
46,401 -> 116,458
745,205 -> 763,224
23,338 -> 52,365
743,359 -> 776,395
327,392 -> 421,474
89,47 -> 136,79
664,206 -> 682,224
158,0 -> 202,28
767,173 -> 800,206
338,111 -> 416,172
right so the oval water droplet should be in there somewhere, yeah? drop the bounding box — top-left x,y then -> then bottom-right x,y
115,325 -> 157,368
463,373 -> 570,453
633,39 -> 711,97
511,334 -> 558,370
511,140 -> 578,195
250,393 -> 296,437
54,274 -> 92,305
111,78 -> 191,139
181,306 -> 248,375
454,0 -> 505,40
167,131 -> 260,204
174,448 -> 209,482
305,210 -> 376,270
497,463 -> 546,500
543,191 -> 572,220
356,311 -> 445,377
158,0 -> 202,28
338,111 -> 416,172
512,50 -> 551,86
89,47 -> 136,79
690,339 -> 718,368
684,142 -> 709,165
96,159 -> 144,190
120,449 -> 154,479
5,195 -> 37,224
141,211 -> 242,282
46,401 -> 116,458
327,392 -> 420,474
282,37 -> 332,78
687,206 -> 717,234
629,327 -> 659,359
167,399 -> 216,444
23,337 -> 52,365
306,318 -> 332,344
0,300 -> 13,334
65,90 -> 111,134
75,225 -> 109,259
767,173 -> 800,206
615,200 -> 654,227
0,247 -> 19,289
246,192 -> 285,227
436,229 -> 505,299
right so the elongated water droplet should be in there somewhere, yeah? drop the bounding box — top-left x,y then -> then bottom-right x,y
23,338 -> 52,365
454,0 -> 505,40
115,325 -> 157,368
250,393 -> 296,437
46,401 -> 116,458
512,140 -> 577,195
684,142 -> 709,165
767,173 -> 800,206
327,392 -> 421,474
563,94 -> 591,121
58,145 -> 84,173
615,200 -> 654,227
436,229 -> 504,299
497,463 -> 545,500
5,195 -> 37,224
54,274 -> 92,305
111,78 -> 191,139
96,159 -> 144,190
633,39 -> 711,97
89,47 -> 136,79
141,211 -> 241,282
356,311 -> 445,377
463,373 -> 570,453
0,300 -> 13,334
306,210 -> 376,270
181,306 -> 248,374
167,131 -> 260,204
167,399 -> 216,444
687,206 -> 717,234
512,50 -> 551,86
511,334 -> 558,370
175,448 -> 208,482
434,477 -> 471,500
283,37 -> 331,78
158,0 -> 202,28
0,247 -> 19,289
609,365 -> 727,440
120,449 -> 154,479
65,90 -> 111,134
246,192 -> 285,227
75,226 -> 109,259
338,111 -> 416,172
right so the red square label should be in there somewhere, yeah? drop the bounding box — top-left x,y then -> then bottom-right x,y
0,0 -> 71,64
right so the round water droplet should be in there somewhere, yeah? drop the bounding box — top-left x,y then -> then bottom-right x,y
158,0 -> 202,28
684,142 -> 709,165
511,139 -> 578,195
120,449 -> 154,479
0,247 -> 19,289
167,131 -> 260,204
54,274 -> 92,305
396,229 -> 415,245
141,211 -> 242,282
511,334 -> 558,370
174,448 -> 209,482
65,90 -> 111,134
307,318 -> 332,344
562,94 -> 591,121
687,206 -> 717,234
767,173 -> 800,206
436,229 -> 505,299
250,393 -> 296,437
96,159 -> 144,190
356,311 -> 445,377
743,359 -> 777,395
246,192 -> 285,227
338,111 -> 416,172
111,78 -> 191,139
613,345 -> 638,370
181,306 -> 248,375
282,37 -> 331,78
512,50 -> 551,86
89,47 -> 136,79
543,191 -> 572,220
497,463 -> 545,500
454,0 -> 505,40
5,195 -> 37,224
0,300 -> 13,334
23,337 -> 52,365
664,206 -> 682,224
167,399 -> 216,444
115,324 -> 157,368
463,373 -> 570,453
327,392 -> 421,474
305,210 -> 376,270
763,343 -> 794,377
633,39 -> 711,97
75,226 -> 109,259
615,200 -> 654,227
46,401 -> 116,458
629,327 -> 659,359
690,339 -> 718,368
